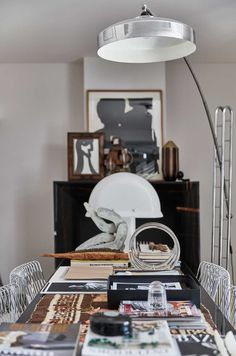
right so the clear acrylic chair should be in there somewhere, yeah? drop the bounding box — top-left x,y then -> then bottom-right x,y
0,283 -> 24,322
223,285 -> 236,328
197,261 -> 231,317
9,260 -> 46,309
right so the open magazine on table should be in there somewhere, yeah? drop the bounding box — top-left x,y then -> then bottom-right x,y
81,319 -> 181,356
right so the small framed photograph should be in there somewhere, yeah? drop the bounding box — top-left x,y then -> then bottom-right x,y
67,132 -> 104,180
86,90 -> 163,180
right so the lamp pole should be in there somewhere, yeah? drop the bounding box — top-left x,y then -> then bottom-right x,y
184,57 -> 233,276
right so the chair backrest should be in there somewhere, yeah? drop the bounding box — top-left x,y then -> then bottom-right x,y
197,261 -> 231,317
226,285 -> 236,328
9,260 -> 46,309
0,283 -> 24,322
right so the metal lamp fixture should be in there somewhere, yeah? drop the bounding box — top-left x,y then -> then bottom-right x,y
97,4 -> 196,63
97,4 -> 216,158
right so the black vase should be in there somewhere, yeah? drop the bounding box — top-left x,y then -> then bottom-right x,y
162,141 -> 179,181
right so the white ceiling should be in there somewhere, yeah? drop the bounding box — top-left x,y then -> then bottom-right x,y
0,0 -> 235,63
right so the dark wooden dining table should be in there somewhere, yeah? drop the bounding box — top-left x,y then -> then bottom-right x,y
17,263 -> 235,355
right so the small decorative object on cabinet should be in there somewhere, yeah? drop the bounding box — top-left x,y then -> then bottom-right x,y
105,137 -> 133,175
162,140 -> 179,181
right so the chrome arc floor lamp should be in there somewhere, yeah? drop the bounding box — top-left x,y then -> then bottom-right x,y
96,4 -> 234,274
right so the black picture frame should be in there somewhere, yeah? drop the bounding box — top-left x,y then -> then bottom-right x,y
87,90 -> 163,180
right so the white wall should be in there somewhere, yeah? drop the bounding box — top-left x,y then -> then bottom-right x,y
84,58 -> 166,90
0,62 -> 84,283
0,58 -> 167,284
83,57 -> 166,136
166,60 -> 236,264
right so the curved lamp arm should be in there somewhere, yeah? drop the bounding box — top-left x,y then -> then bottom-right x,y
183,58 -> 221,168
184,57 -> 234,280
183,57 -> 229,214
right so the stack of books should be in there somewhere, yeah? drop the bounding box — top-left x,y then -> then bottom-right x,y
119,300 -> 207,330
138,243 -> 172,263
71,258 -> 129,268
65,251 -> 129,268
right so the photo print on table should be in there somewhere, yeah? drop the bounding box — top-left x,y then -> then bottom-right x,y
41,281 -> 108,294
87,90 -> 163,180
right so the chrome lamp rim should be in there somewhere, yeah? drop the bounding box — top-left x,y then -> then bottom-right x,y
97,14 -> 196,63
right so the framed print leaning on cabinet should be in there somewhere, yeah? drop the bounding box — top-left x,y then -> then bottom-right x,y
67,132 -> 104,181
87,90 -> 163,180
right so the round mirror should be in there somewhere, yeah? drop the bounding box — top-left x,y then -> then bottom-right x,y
129,222 -> 180,270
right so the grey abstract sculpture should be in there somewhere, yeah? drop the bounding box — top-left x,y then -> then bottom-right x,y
75,203 -> 128,251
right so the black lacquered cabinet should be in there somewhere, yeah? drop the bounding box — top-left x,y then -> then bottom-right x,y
53,181 -> 200,274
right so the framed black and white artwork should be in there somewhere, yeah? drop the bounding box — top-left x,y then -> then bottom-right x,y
87,90 -> 163,180
67,132 -> 104,180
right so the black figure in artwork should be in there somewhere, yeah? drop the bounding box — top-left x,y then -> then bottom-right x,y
96,98 -> 126,143
75,139 -> 98,174
96,97 -> 159,174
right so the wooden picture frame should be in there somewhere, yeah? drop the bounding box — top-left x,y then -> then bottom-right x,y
67,132 -> 104,180
86,90 -> 163,180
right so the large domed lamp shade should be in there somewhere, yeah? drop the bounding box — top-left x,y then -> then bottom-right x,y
88,172 -> 163,251
97,5 -> 196,63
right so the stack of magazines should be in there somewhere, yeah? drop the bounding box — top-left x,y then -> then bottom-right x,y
119,300 -> 207,330
138,243 -> 172,263
0,323 -> 80,355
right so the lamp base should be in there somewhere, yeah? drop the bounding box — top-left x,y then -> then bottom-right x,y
123,217 -> 136,252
